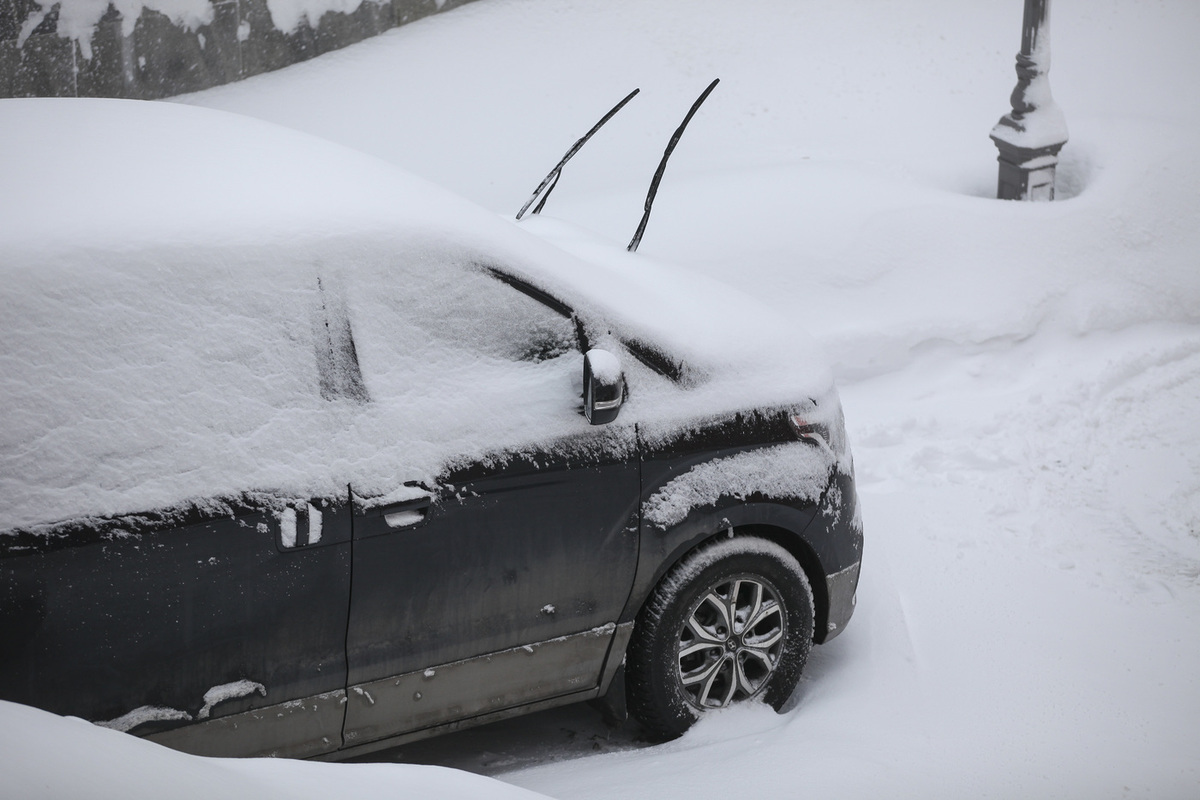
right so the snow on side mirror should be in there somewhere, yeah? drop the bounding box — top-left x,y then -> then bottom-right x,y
583,349 -> 624,425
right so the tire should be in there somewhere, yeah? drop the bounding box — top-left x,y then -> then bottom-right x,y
626,536 -> 815,740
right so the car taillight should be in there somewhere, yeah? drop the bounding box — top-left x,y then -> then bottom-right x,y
789,413 -> 837,455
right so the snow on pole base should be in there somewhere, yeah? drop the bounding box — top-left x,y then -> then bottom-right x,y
990,0 -> 1069,201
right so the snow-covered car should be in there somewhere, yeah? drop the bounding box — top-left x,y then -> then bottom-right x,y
0,98 -> 861,758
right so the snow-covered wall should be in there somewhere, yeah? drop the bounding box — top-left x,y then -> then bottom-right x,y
0,0 -> 475,98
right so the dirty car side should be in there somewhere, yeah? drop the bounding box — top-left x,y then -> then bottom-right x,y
0,100 -> 861,760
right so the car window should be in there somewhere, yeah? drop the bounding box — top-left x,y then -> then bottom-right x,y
338,255 -> 589,470
343,256 -> 582,403
386,264 -> 576,364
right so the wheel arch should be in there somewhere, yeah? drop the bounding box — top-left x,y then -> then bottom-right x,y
620,499 -> 835,645
734,523 -> 831,645
616,511 -> 823,738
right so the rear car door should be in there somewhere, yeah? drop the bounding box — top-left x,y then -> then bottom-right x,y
0,499 -> 352,758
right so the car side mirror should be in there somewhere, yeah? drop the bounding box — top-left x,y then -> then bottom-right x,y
583,349 -> 624,425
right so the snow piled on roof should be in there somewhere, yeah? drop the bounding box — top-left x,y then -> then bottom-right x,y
0,98 -> 510,258
0,98 -> 834,533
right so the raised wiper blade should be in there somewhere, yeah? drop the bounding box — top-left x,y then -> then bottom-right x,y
516,88 -> 640,221
628,78 -> 719,253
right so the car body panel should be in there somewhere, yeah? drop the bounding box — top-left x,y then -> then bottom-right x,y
342,440 -> 639,747
146,690 -> 347,759
344,624 -> 616,747
629,407 -> 861,643
0,501 -> 352,751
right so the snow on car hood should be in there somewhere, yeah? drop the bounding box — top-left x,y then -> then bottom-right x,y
0,98 -> 837,534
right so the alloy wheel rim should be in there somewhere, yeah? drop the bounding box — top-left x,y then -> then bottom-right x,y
676,575 -> 786,709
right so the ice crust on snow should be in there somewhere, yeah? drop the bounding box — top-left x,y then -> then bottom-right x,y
642,443 -> 833,529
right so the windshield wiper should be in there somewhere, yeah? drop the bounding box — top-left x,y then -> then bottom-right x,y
516,88 -> 641,221
627,78 -> 719,253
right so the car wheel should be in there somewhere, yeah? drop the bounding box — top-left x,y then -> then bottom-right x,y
626,536 -> 814,740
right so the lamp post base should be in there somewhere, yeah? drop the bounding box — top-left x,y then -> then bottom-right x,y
991,137 -> 1065,201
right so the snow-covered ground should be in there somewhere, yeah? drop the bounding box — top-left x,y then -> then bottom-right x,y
2,0 -> 1198,797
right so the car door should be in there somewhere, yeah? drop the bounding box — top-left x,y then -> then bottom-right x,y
0,498 -> 352,759
337,261 -> 639,747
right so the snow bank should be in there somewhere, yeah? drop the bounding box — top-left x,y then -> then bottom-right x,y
0,98 -> 505,258
0,699 -> 553,800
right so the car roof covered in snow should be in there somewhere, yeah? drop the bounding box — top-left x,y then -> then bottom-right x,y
0,98 -> 834,534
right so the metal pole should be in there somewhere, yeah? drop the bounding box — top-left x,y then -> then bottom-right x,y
990,0 -> 1068,201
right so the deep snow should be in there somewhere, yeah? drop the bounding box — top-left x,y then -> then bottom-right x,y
1,0 -> 1197,797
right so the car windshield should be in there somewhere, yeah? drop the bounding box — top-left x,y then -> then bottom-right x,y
484,265 -> 693,384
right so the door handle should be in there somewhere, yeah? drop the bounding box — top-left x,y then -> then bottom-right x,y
372,496 -> 432,529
